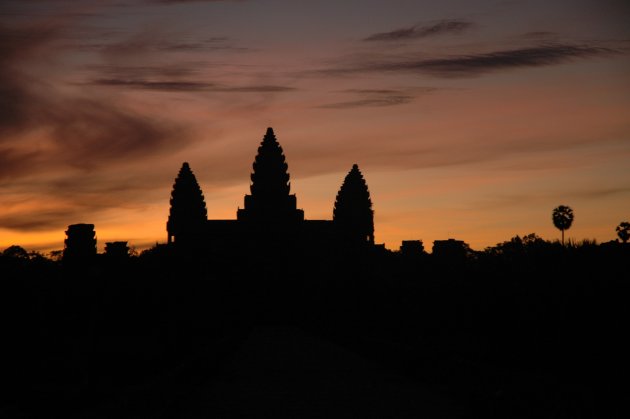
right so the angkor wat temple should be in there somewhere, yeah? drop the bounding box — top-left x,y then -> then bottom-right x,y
166,128 -> 375,256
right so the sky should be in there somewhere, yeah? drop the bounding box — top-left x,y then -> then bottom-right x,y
1,0 -> 629,253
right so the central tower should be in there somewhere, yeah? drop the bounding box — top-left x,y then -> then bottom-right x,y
237,127 -> 304,223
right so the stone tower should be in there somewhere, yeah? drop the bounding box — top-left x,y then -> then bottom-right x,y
167,162 -> 208,244
333,164 -> 374,244
237,127 -> 304,223
63,223 -> 97,263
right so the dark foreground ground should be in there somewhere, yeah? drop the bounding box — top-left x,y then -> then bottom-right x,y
1,241 -> 627,418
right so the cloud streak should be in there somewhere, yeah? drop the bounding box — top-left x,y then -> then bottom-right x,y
91,78 -> 216,91
317,87 -> 441,109
318,95 -> 413,109
90,78 -> 296,92
331,43 -> 617,78
364,20 -> 473,42
97,34 -> 250,55
317,88 -> 424,109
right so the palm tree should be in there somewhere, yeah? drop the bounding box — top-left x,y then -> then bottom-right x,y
552,205 -> 574,245
617,221 -> 630,243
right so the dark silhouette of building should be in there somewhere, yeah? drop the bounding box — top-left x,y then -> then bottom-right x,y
432,239 -> 470,262
333,164 -> 374,245
166,128 -> 376,254
167,162 -> 208,244
63,223 -> 97,263
104,241 -> 130,259
400,240 -> 425,255
237,128 -> 304,224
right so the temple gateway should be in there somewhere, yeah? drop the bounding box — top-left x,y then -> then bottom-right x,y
166,128 -> 375,255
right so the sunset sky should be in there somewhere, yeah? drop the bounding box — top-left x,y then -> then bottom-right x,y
1,0 -> 629,253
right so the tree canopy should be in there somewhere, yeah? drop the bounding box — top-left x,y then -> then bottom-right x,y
617,221 -> 630,243
552,205 -> 574,245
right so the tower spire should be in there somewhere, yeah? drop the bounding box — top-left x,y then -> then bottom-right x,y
167,162 -> 207,243
333,164 -> 374,244
237,127 -> 304,222
250,127 -> 291,198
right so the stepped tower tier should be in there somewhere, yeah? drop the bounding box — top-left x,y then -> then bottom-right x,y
167,162 -> 208,243
237,127 -> 304,223
333,164 -> 375,244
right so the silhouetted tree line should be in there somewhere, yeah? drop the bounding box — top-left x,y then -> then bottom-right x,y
0,234 -> 627,418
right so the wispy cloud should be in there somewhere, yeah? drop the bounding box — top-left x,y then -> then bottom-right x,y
364,20 -> 472,42
90,77 -> 295,92
0,21 -> 190,175
0,166 -> 170,232
97,34 -> 250,55
91,78 -> 216,91
90,64 -> 200,81
0,149 -> 40,179
318,95 -> 413,109
330,43 -> 617,78
0,209 -> 85,231
316,88 -> 436,109
82,29 -> 259,92
405,44 -> 615,77
0,17 -> 294,233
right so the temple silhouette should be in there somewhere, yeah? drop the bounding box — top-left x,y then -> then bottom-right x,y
7,128 -> 627,419
166,127 -> 375,255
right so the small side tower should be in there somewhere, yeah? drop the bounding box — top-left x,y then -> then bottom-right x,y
333,164 -> 374,245
167,162 -> 208,244
63,223 -> 97,263
237,127 -> 304,223
105,241 -> 130,260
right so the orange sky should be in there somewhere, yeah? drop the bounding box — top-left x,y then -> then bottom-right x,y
1,0 -> 629,253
